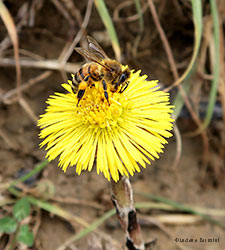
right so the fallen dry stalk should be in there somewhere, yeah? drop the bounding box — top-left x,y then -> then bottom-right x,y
0,58 -> 80,72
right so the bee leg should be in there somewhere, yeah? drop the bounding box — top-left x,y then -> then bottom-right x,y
77,76 -> 90,106
119,82 -> 129,93
77,89 -> 85,106
102,79 -> 110,105
114,82 -> 119,91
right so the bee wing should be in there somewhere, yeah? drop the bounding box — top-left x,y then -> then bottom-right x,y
75,47 -> 111,70
75,47 -> 102,62
87,36 -> 109,59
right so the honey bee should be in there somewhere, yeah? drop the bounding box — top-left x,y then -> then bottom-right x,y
72,36 -> 131,105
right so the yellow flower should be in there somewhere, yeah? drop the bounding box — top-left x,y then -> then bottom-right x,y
38,69 -> 174,182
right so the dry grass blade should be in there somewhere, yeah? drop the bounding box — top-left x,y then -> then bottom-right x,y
0,2 -> 28,54
51,196 -> 104,210
136,194 -> 225,229
0,198 -> 15,207
149,214 -> 202,225
0,0 -> 21,98
0,129 -> 19,151
18,98 -> 38,123
32,208 -> 42,241
139,215 -> 191,250
171,121 -> 182,170
135,201 -> 225,217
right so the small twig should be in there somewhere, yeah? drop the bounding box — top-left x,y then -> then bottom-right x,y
28,0 -> 40,27
172,0 -> 185,19
59,0 -> 88,49
113,0 -> 148,23
0,129 -> 19,151
1,71 -> 52,104
132,0 -> 145,58
58,0 -> 94,64
147,0 -> 178,79
51,196 -> 104,210
33,208 -> 42,239
51,0 -> 76,28
5,225 -> 20,250
17,48 -> 45,60
18,97 -> 38,123
60,0 -> 83,27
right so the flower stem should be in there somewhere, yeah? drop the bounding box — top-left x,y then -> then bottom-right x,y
111,176 -> 145,250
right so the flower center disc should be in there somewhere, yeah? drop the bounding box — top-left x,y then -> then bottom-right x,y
77,82 -> 128,129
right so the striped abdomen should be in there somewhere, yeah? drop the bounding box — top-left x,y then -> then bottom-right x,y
72,63 -> 101,91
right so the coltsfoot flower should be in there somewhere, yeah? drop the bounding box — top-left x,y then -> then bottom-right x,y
38,69 -> 174,182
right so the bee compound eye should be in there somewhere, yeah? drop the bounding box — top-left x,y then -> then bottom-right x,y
120,73 -> 127,83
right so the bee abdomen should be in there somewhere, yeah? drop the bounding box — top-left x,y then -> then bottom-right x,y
72,67 -> 85,90
88,64 -> 100,81
72,72 -> 81,86
79,68 -> 85,80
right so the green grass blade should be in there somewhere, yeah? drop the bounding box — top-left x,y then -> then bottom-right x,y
203,0 -> 220,128
10,160 -> 48,188
172,0 -> 203,118
132,0 -> 144,56
94,0 -> 121,61
170,0 -> 202,89
64,209 -> 115,244
7,160 -> 48,197
172,67 -> 195,119
134,0 -> 144,31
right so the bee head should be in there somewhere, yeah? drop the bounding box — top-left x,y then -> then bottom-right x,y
119,68 -> 130,84
111,66 -> 130,93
